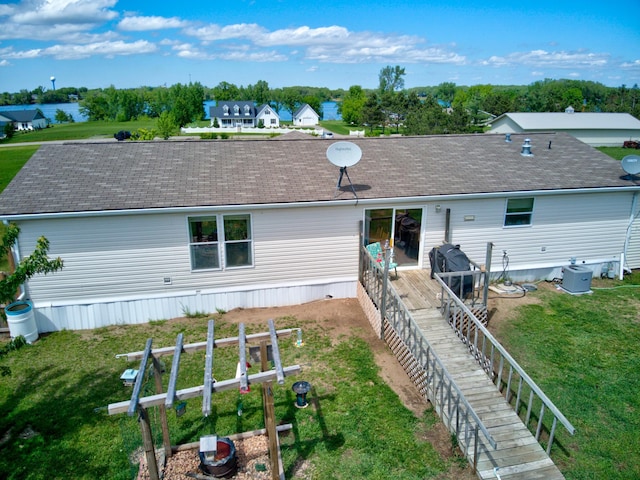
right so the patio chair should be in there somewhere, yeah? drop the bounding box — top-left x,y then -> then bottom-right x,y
365,242 -> 398,278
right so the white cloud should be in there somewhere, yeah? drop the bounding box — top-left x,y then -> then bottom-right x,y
0,59 -> 10,66
118,16 -> 189,31
183,22 -> 465,65
483,49 -> 609,69
621,59 -> 640,69
0,0 -> 119,41
184,23 -> 265,42
3,40 -> 156,60
9,0 -> 118,25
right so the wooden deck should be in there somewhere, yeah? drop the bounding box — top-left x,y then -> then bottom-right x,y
390,270 -> 565,480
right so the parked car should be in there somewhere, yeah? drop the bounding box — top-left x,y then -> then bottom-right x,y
323,132 -> 334,139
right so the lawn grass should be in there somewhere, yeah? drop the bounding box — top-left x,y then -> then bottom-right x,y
0,119 -> 158,144
319,120 -> 362,135
493,274 -> 640,479
596,146 -> 635,160
0,314 -> 451,480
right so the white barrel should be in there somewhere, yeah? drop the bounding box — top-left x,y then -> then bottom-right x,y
5,300 -> 39,344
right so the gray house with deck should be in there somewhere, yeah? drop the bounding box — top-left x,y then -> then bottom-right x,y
0,132 -> 638,332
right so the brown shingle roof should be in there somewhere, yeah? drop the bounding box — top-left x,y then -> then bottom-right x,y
0,133 -> 635,216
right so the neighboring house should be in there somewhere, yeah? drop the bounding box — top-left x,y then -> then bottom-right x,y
293,104 -> 319,126
487,108 -> 640,146
1,132 -> 639,332
209,101 -> 280,128
0,109 -> 48,131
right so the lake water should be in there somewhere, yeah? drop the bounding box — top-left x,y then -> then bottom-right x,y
0,102 -> 87,123
1,100 -> 341,123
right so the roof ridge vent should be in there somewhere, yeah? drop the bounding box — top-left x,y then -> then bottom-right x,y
565,106 -> 575,113
521,138 -> 534,157
505,133 -> 512,142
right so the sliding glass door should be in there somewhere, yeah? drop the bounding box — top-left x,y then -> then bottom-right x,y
364,208 -> 423,267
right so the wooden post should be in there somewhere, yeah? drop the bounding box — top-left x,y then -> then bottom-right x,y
139,407 -> 161,480
261,341 -> 279,480
483,242 -> 493,306
152,355 -> 171,458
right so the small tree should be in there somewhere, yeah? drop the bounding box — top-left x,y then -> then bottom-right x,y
3,122 -> 16,139
0,224 -> 63,306
156,111 -> 176,140
55,109 -> 71,124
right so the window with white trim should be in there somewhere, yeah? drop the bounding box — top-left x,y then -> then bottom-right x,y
189,214 -> 253,270
504,198 -> 534,227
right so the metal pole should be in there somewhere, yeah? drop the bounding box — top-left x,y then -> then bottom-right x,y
152,355 -> 171,458
238,323 -> 249,393
380,247 -> 390,340
202,320 -> 215,416
268,319 -> 285,385
128,338 -> 153,417
166,333 -> 184,409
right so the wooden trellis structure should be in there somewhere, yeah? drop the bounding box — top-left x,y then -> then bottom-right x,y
108,319 -> 301,480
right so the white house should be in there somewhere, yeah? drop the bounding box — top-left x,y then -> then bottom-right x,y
256,104 -> 280,128
487,109 -> 640,146
293,104 -> 320,126
0,109 -> 48,131
209,101 -> 280,128
1,133 -> 639,333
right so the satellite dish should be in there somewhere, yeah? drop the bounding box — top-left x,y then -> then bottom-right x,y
621,155 -> 640,176
326,141 -> 361,199
326,141 -> 362,168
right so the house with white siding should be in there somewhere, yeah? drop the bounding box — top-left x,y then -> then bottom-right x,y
209,101 -> 280,128
487,109 -> 640,146
292,104 -> 320,126
0,109 -> 48,131
1,132 -> 638,333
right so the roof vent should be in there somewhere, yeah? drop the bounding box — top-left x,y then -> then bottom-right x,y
565,106 -> 575,114
505,133 -> 512,143
521,138 -> 534,157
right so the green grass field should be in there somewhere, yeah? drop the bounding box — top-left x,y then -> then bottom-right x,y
0,314 -> 454,480
1,119 -> 159,144
494,275 -> 640,479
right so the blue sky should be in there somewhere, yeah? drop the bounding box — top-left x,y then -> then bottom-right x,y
1,0 -> 639,93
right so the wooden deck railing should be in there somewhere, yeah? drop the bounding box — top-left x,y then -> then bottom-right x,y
359,247 -> 497,470
434,271 -> 576,454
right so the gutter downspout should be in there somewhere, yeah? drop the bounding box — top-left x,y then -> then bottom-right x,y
623,192 -> 639,279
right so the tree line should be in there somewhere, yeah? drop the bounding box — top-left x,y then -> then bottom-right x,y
2,71 -> 638,135
341,66 -> 640,135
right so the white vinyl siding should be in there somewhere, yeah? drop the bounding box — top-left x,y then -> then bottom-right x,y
18,205 -> 361,305
423,192 -> 633,273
